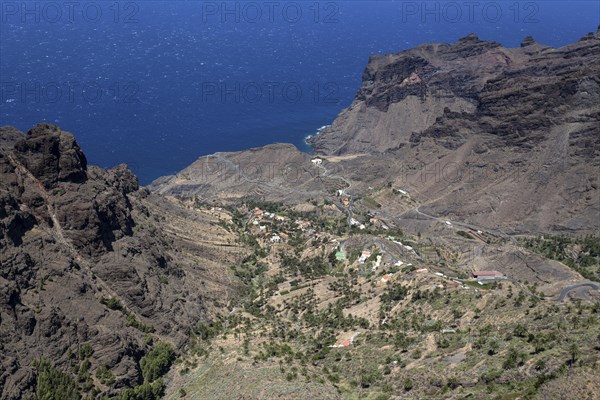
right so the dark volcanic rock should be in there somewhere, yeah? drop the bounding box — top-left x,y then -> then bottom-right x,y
14,124 -> 88,189
0,124 -> 241,399
0,127 -> 24,153
308,31 -> 599,157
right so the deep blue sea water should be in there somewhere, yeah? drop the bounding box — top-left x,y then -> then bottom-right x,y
1,1 -> 599,184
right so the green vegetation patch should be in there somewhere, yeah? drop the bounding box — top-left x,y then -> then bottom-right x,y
141,342 -> 176,383
521,235 -> 600,281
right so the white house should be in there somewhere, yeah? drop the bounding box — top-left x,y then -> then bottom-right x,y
311,158 -> 323,166
358,250 -> 371,264
372,255 -> 382,271
270,235 -> 281,243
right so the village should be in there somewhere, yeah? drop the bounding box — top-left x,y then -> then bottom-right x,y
167,196 -> 599,400
211,200 -> 513,351
243,202 -> 507,283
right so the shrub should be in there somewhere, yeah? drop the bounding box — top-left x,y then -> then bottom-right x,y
116,381 -> 164,400
502,347 -> 525,369
95,365 -> 115,385
140,343 -> 176,383
100,296 -> 124,311
78,344 -> 94,359
127,315 -> 155,333
34,359 -> 80,400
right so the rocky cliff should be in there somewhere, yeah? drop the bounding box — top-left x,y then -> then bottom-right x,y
308,30 -> 599,157
0,124 -> 243,399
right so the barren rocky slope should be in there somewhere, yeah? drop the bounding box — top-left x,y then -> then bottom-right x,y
0,124 -> 244,399
148,143 -> 349,203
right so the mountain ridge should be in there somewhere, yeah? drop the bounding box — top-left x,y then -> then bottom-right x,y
0,124 -> 244,399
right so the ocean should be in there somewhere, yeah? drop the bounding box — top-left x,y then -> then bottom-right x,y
1,1 -> 598,184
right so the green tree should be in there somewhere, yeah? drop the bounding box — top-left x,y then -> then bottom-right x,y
569,343 -> 580,365
116,381 -> 164,400
34,359 -> 80,400
487,339 -> 499,355
513,324 -> 528,338
140,343 -> 176,383
503,347 -> 525,369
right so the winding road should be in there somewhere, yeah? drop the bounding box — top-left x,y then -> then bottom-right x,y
558,282 -> 600,302
316,160 -> 354,225
313,161 -> 599,305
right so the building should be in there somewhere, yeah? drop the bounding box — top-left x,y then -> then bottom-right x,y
472,271 -> 503,279
295,220 -> 311,231
330,332 -> 360,348
270,235 -> 281,243
473,271 -> 506,283
311,158 -> 323,166
358,250 -> 371,264
372,255 -> 382,271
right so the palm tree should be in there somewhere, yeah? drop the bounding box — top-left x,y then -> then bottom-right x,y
569,343 -> 580,366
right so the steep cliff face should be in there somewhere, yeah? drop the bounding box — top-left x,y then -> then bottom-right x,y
6,124 -> 136,257
308,31 -> 600,158
0,125 -> 243,399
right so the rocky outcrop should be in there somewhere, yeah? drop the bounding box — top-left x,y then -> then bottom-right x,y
0,124 -> 242,399
303,30 -> 599,234
13,124 -> 88,188
309,30 -> 600,157
149,143 -> 349,203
